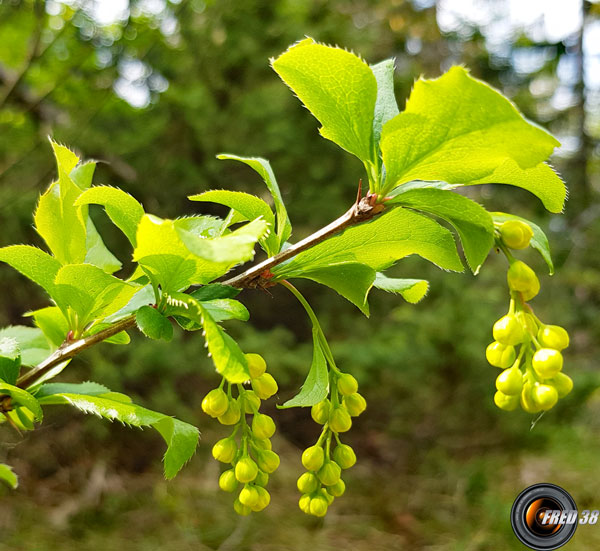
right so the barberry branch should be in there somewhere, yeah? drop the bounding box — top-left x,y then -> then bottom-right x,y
17,188 -> 385,390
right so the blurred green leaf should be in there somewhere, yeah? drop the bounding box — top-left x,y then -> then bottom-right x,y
0,464 -> 18,489
371,58 -> 399,150
0,380 -> 42,421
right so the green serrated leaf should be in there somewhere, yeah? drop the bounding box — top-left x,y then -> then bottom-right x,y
373,274 -> 429,304
492,212 -> 555,274
36,381 -> 110,398
165,293 -> 250,383
53,264 -> 138,328
381,67 -> 565,212
0,380 -> 42,421
34,175 -> 87,266
469,159 -> 566,214
0,337 -> 21,385
280,329 -> 328,408
282,262 -> 375,316
74,186 -> 145,246
189,284 -> 240,301
389,188 -> 494,273
0,245 -> 61,297
136,306 -> 173,341
273,207 -> 463,281
27,306 -> 69,347
37,391 -> 198,479
104,285 -> 156,324
70,161 -> 96,190
84,217 -> 122,274
216,154 -> 292,249
133,214 -> 263,292
50,140 -> 79,173
189,189 -> 278,255
0,464 -> 18,489
272,38 -> 377,164
0,326 -> 51,367
177,217 -> 268,264
371,58 -> 399,150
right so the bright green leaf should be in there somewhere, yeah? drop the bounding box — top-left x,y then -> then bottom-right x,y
389,188 -> 494,273
53,264 -> 138,328
37,391 -> 199,479
217,154 -> 292,248
189,284 -> 240,301
75,186 -> 145,246
281,263 -> 375,316
165,293 -> 250,383
36,381 -> 110,398
468,159 -> 566,214
273,207 -> 463,279
0,326 -> 51,367
134,214 -> 261,292
136,306 -> 174,341
189,189 -> 278,255
0,464 -> 18,489
272,38 -> 377,164
373,274 -> 429,304
84,217 -> 122,274
0,337 -> 20,385
0,245 -> 61,297
371,58 -> 399,149
0,380 -> 42,421
280,329 -> 328,408
34,178 -> 87,265
85,323 -> 131,345
381,67 -> 564,211
27,306 -> 69,347
492,212 -> 555,274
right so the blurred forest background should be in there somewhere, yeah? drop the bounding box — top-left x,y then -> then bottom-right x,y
1,0 -> 600,549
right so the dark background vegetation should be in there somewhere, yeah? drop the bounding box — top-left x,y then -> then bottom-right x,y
1,0 -> 600,549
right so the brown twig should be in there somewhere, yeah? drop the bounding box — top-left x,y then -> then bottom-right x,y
16,184 -> 386,389
222,186 -> 384,289
16,315 -> 137,389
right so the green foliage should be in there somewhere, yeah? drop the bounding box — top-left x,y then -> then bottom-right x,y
37,386 -> 198,479
0,464 -> 18,489
380,67 -> 565,211
281,330 -> 329,408
0,337 -> 20,385
75,186 -> 145,247
215,154 -> 292,250
136,306 -> 173,342
0,380 -> 42,421
389,188 -> 494,273
0,326 -> 51,366
0,34 -> 570,512
272,38 -> 378,166
372,274 -> 429,304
